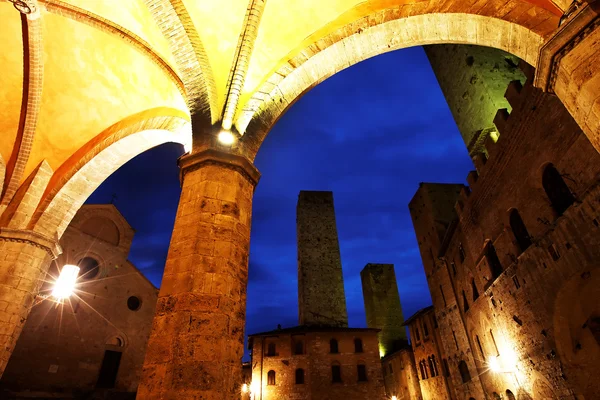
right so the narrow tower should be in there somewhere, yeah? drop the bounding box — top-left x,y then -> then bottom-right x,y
361,263 -> 406,357
297,191 -> 348,327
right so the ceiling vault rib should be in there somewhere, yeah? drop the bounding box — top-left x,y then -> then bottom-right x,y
1,7 -> 43,210
144,0 -> 217,124
221,0 -> 266,132
39,0 -> 186,100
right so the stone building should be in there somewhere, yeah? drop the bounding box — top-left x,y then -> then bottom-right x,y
247,191 -> 385,399
407,64 -> 600,399
403,306 -> 455,400
0,204 -> 158,397
360,263 -> 422,400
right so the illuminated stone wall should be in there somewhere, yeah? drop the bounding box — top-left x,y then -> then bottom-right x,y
297,191 -> 348,327
424,44 -> 526,156
1,205 -> 158,395
248,327 -> 386,400
409,72 -> 600,399
360,263 -> 406,357
382,347 -> 422,400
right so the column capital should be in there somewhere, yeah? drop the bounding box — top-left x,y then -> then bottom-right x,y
0,228 -> 62,259
535,1 -> 600,93
178,149 -> 261,187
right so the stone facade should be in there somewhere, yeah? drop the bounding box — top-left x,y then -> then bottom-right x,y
361,263 -> 407,357
0,204 -> 157,396
297,191 -> 348,328
407,70 -> 600,399
382,347 -> 422,400
404,307 -> 456,400
248,326 -> 385,400
424,44 -> 526,156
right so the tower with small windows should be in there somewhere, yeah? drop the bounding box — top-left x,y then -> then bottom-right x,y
297,190 -> 348,327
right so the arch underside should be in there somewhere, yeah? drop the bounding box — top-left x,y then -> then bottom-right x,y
238,12 -> 548,160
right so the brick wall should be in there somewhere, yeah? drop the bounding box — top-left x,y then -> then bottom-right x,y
249,328 -> 385,400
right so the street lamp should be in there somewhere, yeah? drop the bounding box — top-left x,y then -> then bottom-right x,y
51,264 -> 79,300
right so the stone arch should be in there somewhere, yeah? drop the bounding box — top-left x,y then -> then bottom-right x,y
238,12 -> 546,160
28,108 -> 190,238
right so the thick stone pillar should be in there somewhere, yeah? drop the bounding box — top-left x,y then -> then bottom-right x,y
0,228 -> 60,375
535,1 -> 600,149
137,149 -> 260,399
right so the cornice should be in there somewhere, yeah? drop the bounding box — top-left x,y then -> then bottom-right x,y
0,228 -> 62,258
178,149 -> 261,187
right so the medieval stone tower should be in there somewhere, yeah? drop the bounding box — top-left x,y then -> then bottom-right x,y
297,191 -> 348,327
361,263 -> 407,357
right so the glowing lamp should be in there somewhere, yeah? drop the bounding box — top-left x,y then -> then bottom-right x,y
250,381 -> 259,394
391,396 -> 398,400
218,130 -> 236,145
488,355 -> 501,373
241,383 -> 248,393
52,265 -> 79,300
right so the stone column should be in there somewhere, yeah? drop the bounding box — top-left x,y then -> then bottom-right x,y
137,149 -> 260,400
0,228 -> 60,375
535,1 -> 600,149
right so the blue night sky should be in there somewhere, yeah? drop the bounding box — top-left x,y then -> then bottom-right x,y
87,46 -> 474,349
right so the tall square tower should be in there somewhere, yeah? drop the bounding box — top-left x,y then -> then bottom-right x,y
361,263 -> 406,357
296,191 -> 348,327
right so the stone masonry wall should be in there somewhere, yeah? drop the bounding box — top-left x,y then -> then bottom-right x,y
297,191 -> 348,327
382,348 -> 422,400
410,71 -> 600,399
361,263 -> 406,357
424,44 -> 526,155
250,329 -> 385,400
1,205 -> 157,394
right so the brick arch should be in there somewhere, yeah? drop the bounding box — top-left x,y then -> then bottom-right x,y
28,108 -> 190,238
238,12 -> 548,160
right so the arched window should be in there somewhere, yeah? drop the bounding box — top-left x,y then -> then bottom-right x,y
294,341 -> 304,355
329,339 -> 339,354
266,342 -> 276,356
506,390 -> 516,400
542,164 -> 575,216
510,209 -> 532,253
442,358 -> 450,377
432,355 -> 439,376
357,364 -> 367,381
492,393 -> 502,400
485,242 -> 503,280
295,368 -> 304,384
331,364 -> 342,383
414,327 -> 421,341
78,257 -> 100,280
354,338 -> 363,353
458,360 -> 471,383
267,370 -> 276,385
428,357 -> 435,377
462,290 -> 469,312
471,278 -> 479,301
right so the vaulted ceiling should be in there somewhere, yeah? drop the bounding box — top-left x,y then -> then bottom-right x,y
0,0 -> 565,235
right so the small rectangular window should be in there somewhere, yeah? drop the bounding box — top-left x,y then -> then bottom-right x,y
512,275 -> 521,289
332,365 -> 342,383
357,364 -> 367,382
548,244 -> 560,261
415,327 -> 421,342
